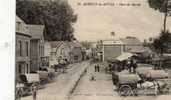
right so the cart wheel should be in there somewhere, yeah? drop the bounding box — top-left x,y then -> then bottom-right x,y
119,85 -> 133,96
16,88 -> 23,99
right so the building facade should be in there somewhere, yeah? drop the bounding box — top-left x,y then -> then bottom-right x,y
97,37 -> 143,62
68,42 -> 83,63
28,25 -> 45,72
16,15 -> 31,76
44,41 -> 84,66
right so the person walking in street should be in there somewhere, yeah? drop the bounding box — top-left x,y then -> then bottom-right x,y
32,83 -> 38,100
89,73 -> 96,81
97,64 -> 100,72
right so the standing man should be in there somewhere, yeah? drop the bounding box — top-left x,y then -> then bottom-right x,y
94,64 -> 97,72
127,59 -> 131,73
133,58 -> 137,73
97,64 -> 100,72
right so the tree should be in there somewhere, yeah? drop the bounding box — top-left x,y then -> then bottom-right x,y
16,0 -> 77,41
151,30 -> 171,54
80,41 -> 91,50
147,0 -> 171,32
150,30 -> 171,67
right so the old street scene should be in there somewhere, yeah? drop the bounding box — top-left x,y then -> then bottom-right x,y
15,0 -> 171,100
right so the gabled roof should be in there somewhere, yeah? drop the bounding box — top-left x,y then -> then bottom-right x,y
16,15 -> 31,36
49,41 -> 64,48
16,15 -> 24,23
69,42 -> 82,48
27,25 -> 45,39
120,37 -> 142,45
102,39 -> 124,45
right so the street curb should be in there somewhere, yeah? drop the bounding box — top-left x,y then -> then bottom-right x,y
66,62 -> 90,100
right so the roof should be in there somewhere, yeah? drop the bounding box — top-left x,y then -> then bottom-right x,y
27,25 -> 45,39
49,41 -> 64,48
102,40 -> 124,45
116,52 -> 135,61
68,41 -> 83,48
128,47 -> 145,53
120,36 -> 142,45
16,15 -> 24,23
16,15 -> 31,36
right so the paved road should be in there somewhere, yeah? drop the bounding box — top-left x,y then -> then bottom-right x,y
70,64 -> 171,100
21,61 -> 89,100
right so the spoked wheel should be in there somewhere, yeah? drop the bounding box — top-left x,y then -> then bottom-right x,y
16,88 -> 23,100
119,85 -> 133,96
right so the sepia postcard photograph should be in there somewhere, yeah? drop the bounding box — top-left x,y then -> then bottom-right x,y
8,0 -> 171,100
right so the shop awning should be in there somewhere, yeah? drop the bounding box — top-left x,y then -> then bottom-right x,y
116,52 -> 135,61
107,57 -> 118,63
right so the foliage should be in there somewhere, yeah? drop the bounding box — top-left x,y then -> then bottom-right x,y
147,0 -> 170,13
151,30 -> 171,54
16,0 -> 77,41
80,41 -> 92,49
147,0 -> 171,31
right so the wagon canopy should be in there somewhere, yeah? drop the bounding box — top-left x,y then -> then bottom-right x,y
136,67 -> 153,76
19,74 -> 40,83
146,70 -> 169,79
118,73 -> 141,84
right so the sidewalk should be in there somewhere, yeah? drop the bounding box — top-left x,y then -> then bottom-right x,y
21,61 -> 89,100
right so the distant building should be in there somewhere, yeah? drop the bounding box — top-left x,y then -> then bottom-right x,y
44,41 -> 71,66
28,25 -> 45,72
68,42 -> 84,63
44,41 -> 84,66
120,36 -> 143,53
16,15 -> 31,76
97,36 -> 143,62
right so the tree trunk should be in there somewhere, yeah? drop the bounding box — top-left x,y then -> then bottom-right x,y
163,12 -> 167,33
163,0 -> 168,33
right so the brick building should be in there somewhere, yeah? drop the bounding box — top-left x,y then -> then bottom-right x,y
16,15 -> 31,76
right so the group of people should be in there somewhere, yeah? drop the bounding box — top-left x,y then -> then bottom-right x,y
127,57 -> 137,73
107,57 -> 138,74
94,64 -> 100,72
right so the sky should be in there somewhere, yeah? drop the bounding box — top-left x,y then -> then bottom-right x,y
68,0 -> 171,42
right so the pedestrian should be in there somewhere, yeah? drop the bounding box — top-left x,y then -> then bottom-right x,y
127,59 -> 131,73
89,73 -> 96,81
97,64 -> 100,72
94,64 -> 97,72
32,83 -> 38,100
132,59 -> 137,73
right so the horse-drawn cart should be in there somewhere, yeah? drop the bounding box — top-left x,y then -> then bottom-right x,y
16,73 -> 40,98
112,68 -> 171,96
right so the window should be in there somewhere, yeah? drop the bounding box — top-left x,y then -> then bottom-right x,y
42,46 -> 44,56
16,22 -> 21,31
18,64 -> 22,74
25,42 -> 29,56
74,56 -> 78,60
39,45 -> 42,56
26,64 -> 29,73
19,41 -> 22,56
